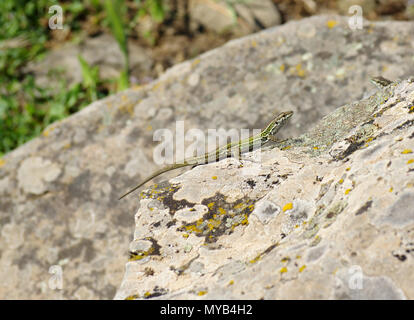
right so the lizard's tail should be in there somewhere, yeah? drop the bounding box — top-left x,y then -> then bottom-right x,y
118,162 -> 193,200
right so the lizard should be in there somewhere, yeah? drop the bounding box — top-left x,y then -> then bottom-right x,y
119,110 -> 294,200
370,76 -> 392,90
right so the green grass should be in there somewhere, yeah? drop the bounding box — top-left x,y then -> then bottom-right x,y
0,0 -> 98,156
0,0 -> 170,156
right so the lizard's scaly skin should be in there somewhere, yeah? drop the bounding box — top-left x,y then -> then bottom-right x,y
119,111 -> 293,200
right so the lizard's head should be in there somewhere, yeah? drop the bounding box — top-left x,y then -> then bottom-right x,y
267,110 -> 293,136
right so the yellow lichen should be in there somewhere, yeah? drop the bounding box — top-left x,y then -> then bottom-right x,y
197,291 -> 207,296
249,255 -> 261,264
42,127 -> 53,137
280,267 -> 288,273
233,202 -> 245,210
295,63 -> 306,77
283,202 -> 293,212
0,158 -> 5,167
151,82 -> 161,91
345,189 -> 351,195
192,59 -> 201,67
407,159 -> 414,164
207,202 -> 215,209
299,265 -> 306,273
228,280 -> 234,286
401,149 -> 413,154
212,176 -> 217,180
207,219 -> 221,230
129,254 -> 145,262
326,20 -> 338,29
185,225 -> 202,234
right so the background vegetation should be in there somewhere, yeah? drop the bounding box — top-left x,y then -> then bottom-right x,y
0,0 -> 169,156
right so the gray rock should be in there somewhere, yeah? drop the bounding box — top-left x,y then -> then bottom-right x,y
24,34 -> 152,90
1,16 -> 414,299
116,78 -> 414,300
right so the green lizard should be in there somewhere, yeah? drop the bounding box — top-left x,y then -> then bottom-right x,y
119,110 -> 294,200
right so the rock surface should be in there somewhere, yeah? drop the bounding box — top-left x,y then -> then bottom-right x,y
189,0 -> 281,35
116,78 -> 414,300
25,34 -> 152,90
1,15 -> 414,299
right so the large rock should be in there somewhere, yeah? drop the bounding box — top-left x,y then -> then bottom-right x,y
0,15 -> 414,299
116,78 -> 414,300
